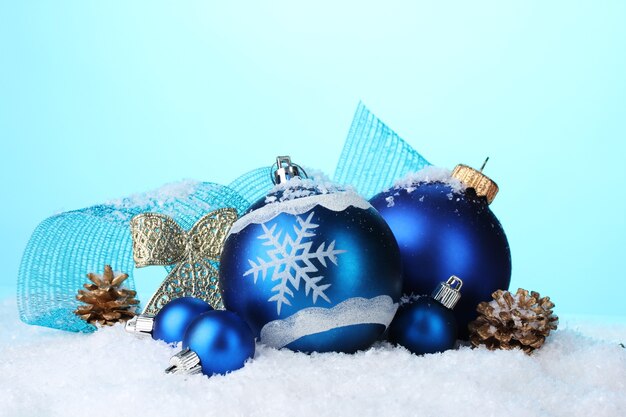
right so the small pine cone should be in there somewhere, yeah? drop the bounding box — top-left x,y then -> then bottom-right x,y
469,288 -> 558,354
74,265 -> 139,326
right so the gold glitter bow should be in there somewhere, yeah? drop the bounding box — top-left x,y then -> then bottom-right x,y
130,208 -> 238,315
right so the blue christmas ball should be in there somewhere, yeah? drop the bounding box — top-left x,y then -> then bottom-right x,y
183,310 -> 255,376
370,171 -> 511,338
388,297 -> 457,355
220,181 -> 403,353
152,297 -> 213,343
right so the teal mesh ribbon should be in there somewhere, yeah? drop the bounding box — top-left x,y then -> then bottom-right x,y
228,167 -> 274,207
17,102 -> 431,332
18,183 -> 249,332
335,102 -> 431,198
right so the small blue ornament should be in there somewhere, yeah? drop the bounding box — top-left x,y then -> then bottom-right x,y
152,297 -> 213,343
370,164 -> 511,338
125,297 -> 212,344
388,276 -> 463,355
220,157 -> 403,353
166,310 -> 255,376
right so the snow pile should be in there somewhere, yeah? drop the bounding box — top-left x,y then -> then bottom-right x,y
1,298 -> 625,417
264,171 -> 351,205
100,179 -> 212,224
392,166 -> 466,194
98,179 -> 249,226
107,180 -> 202,210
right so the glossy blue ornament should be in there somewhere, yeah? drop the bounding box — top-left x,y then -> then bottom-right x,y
151,297 -> 213,343
388,276 -> 463,355
125,296 -> 213,343
180,310 -> 255,376
220,158 -> 403,353
389,298 -> 456,354
370,166 -> 511,339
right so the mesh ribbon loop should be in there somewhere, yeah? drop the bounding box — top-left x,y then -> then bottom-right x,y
18,183 -> 249,332
334,102 -> 431,198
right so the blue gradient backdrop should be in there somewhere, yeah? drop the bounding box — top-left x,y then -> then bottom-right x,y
1,2 -> 625,318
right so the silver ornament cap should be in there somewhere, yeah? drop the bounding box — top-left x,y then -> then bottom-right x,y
124,315 -> 155,337
432,276 -> 463,309
272,156 -> 307,184
165,348 -> 203,375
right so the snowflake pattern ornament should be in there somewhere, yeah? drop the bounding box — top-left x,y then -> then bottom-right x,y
244,212 -> 345,314
219,156 -> 403,353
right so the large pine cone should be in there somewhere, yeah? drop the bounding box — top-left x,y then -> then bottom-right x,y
74,265 -> 139,326
469,288 -> 558,353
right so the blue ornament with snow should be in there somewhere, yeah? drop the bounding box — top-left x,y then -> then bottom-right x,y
369,165 -> 511,339
219,167 -> 403,353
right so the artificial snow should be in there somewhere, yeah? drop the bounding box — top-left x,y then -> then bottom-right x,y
392,166 -> 466,194
107,179 -> 202,210
1,298 -> 625,417
264,173 -> 349,204
100,179 -> 215,223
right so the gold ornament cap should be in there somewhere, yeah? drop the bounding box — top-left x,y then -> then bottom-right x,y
451,158 -> 499,204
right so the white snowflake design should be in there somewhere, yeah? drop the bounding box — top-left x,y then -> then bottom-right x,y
243,211 -> 346,314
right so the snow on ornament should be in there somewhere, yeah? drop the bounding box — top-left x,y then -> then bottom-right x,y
219,156 -> 403,353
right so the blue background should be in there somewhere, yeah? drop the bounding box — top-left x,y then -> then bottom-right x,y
1,2 -> 624,318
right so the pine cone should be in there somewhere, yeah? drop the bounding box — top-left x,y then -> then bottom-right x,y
74,265 -> 139,326
469,288 -> 558,354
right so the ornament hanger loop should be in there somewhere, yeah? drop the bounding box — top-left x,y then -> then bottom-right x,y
446,275 -> 463,290
271,155 -> 308,185
479,157 -> 490,172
